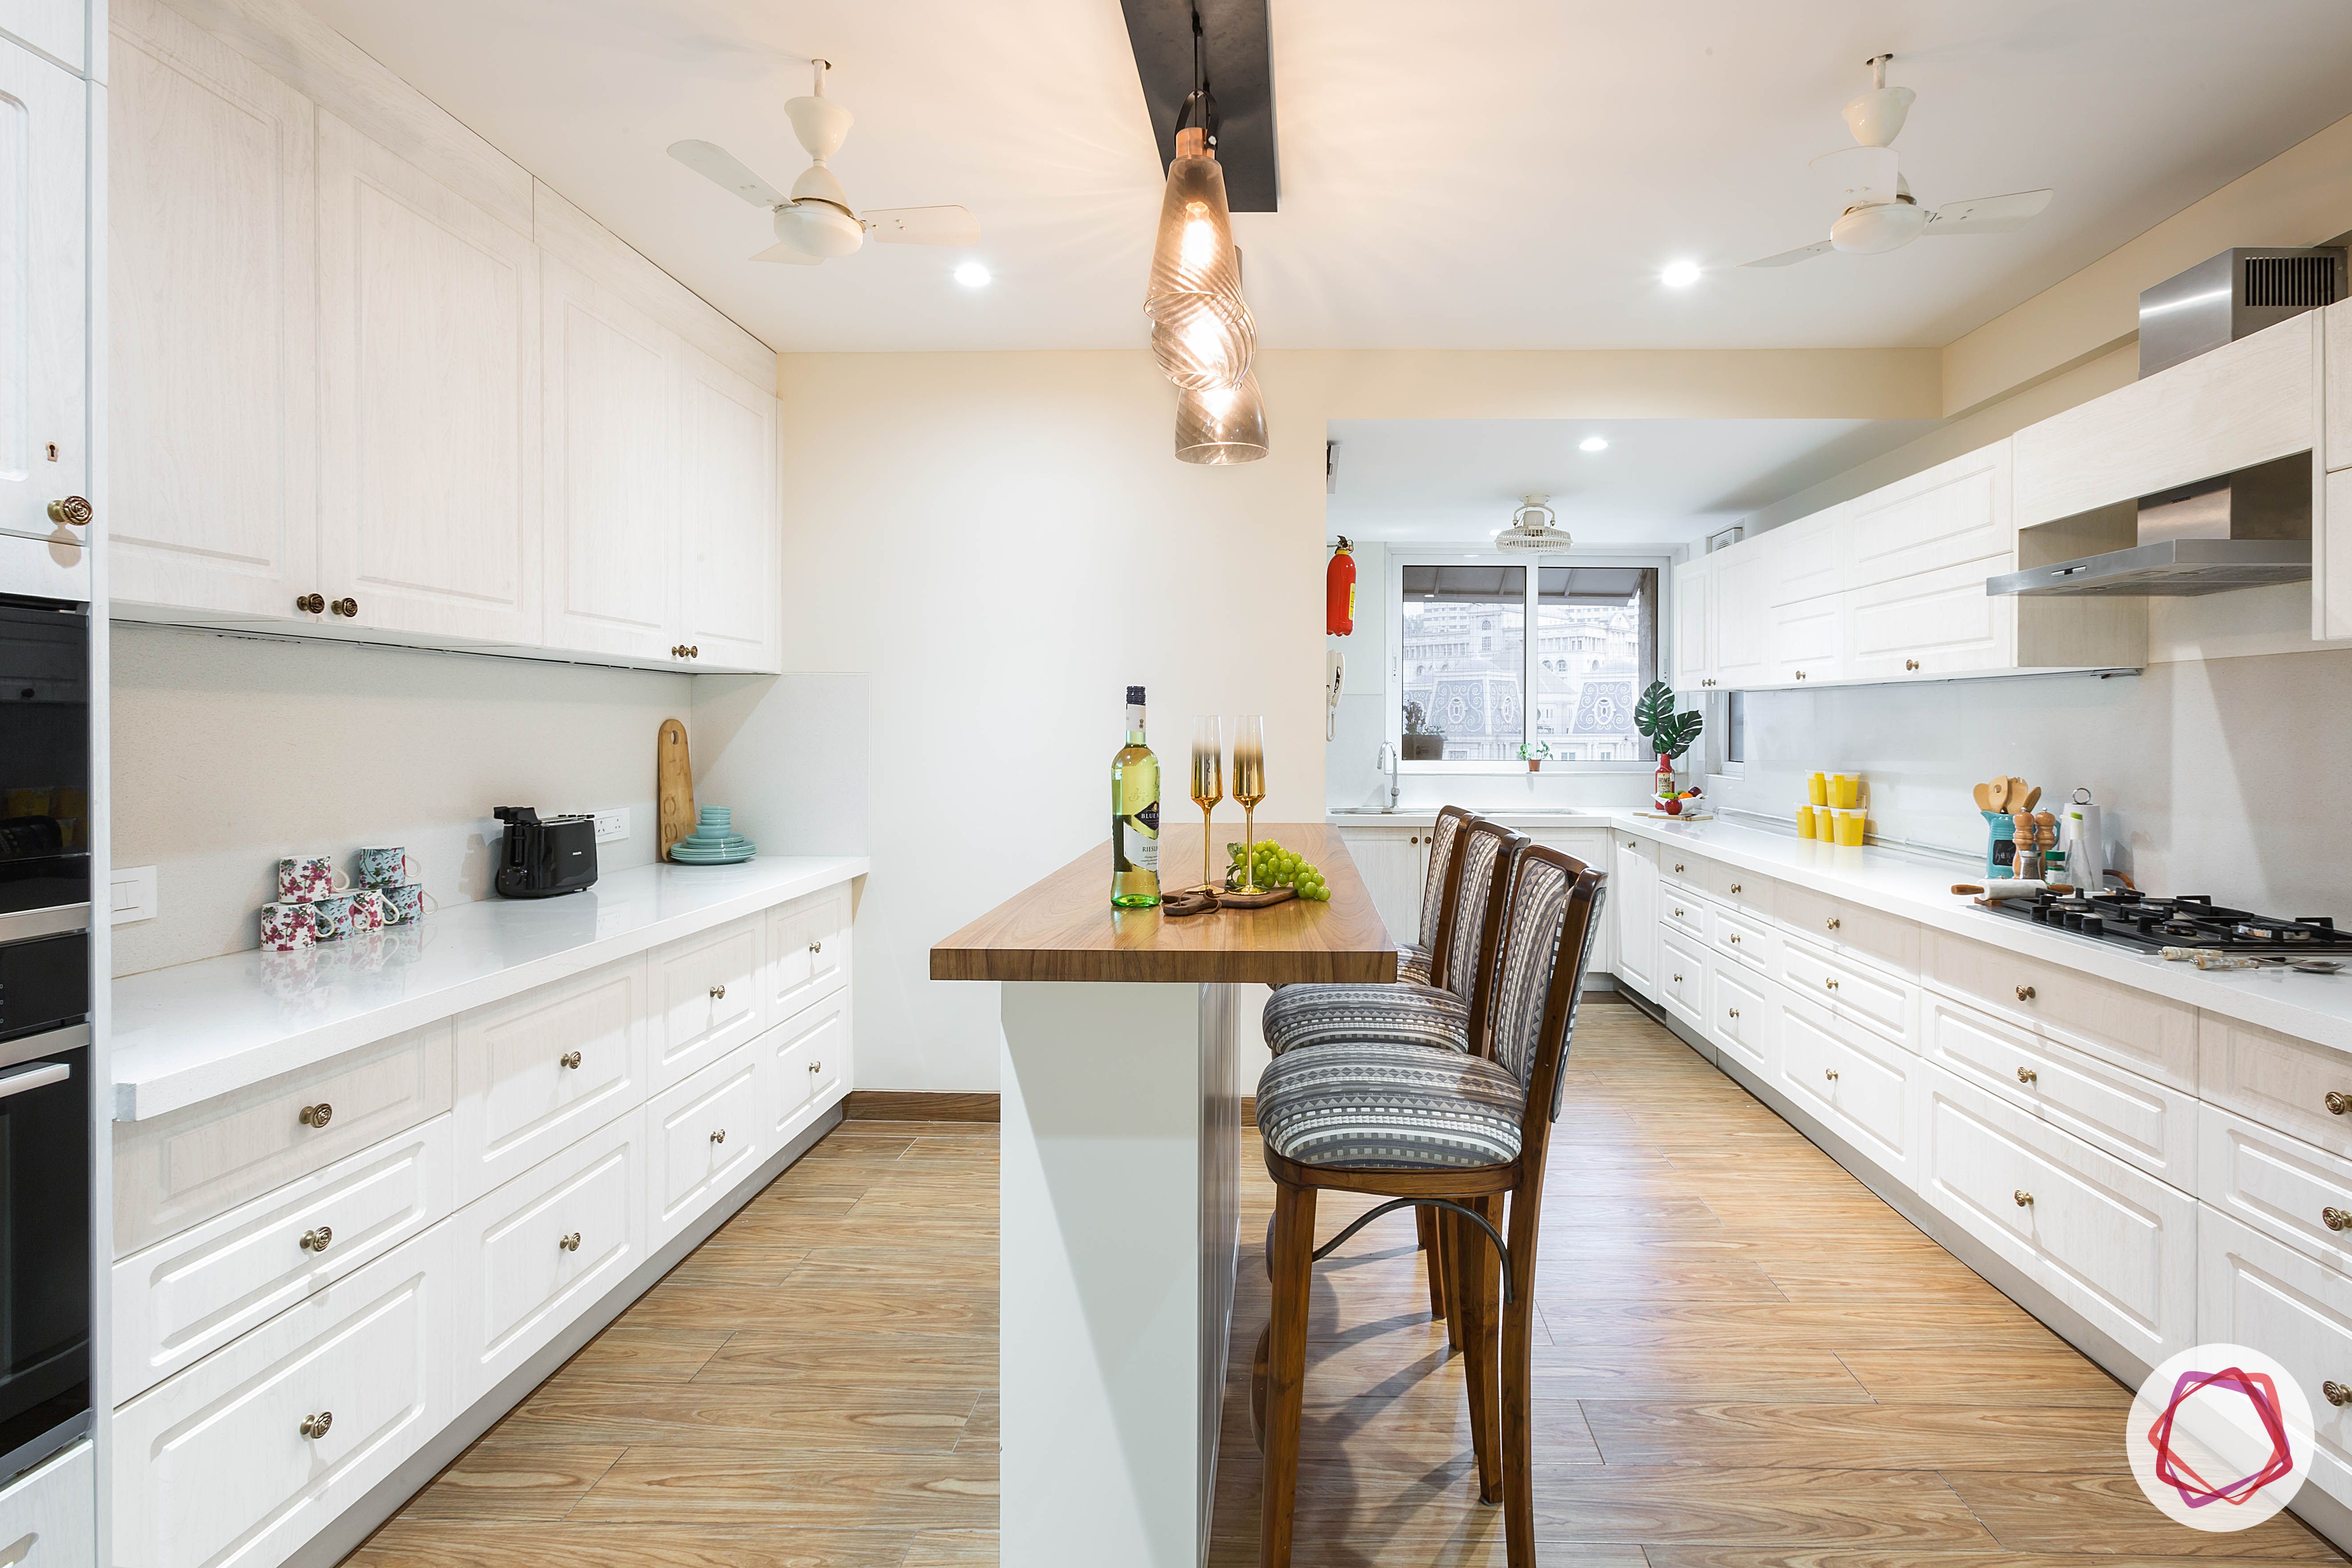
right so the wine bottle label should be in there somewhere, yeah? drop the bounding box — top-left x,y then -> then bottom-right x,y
1124,801 -> 1160,872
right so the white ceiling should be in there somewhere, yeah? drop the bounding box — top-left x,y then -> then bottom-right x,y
1324,419 -> 1941,544
296,0 -> 2352,354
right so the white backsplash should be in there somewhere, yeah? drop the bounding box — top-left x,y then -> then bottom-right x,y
1325,690 -> 1656,815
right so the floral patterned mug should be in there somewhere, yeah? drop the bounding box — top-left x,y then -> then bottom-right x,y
261,901 -> 325,951
355,847 -> 421,887
276,855 -> 349,903
377,882 -> 433,923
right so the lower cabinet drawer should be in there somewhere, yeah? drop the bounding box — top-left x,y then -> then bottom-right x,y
1926,927 -> 2197,1089
1707,901 -> 1777,977
450,958 -> 649,1206
1776,879 -> 1919,975
1924,992 -> 2194,1187
650,915 -> 767,1095
451,1105 -> 648,1406
1706,963 -> 1776,1077
1781,931 -> 1912,1046
115,1023 -> 454,1255
764,991 -> 850,1147
114,1224 -> 454,1568
1777,991 -> 1916,1181
1659,886 -> 1705,942
2198,1104 -> 2352,1275
768,883 -> 851,1020
2201,1011 -> 2352,1162
1920,1062 -> 2195,1362
0,1440 -> 93,1568
113,1116 -> 453,1403
648,1041 -> 766,1252
2199,1208 -> 2352,1515
1656,926 -> 1707,1027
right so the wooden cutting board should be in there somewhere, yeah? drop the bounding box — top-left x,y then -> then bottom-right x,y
657,719 -> 694,862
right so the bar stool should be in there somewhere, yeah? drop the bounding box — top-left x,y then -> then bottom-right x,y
1250,843 -> 1606,1568
1398,804 -> 1473,986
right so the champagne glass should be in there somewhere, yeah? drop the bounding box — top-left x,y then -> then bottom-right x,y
1190,717 -> 1224,893
1231,716 -> 1266,893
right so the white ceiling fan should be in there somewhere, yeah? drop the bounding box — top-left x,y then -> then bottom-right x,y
1495,495 -> 1573,553
1744,53 -> 2053,269
669,59 -> 978,266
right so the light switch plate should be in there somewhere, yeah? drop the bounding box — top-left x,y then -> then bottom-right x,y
111,865 -> 158,924
592,808 -> 629,845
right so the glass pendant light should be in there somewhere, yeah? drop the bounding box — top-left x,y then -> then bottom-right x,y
1143,18 -> 1254,393
1174,371 -> 1267,465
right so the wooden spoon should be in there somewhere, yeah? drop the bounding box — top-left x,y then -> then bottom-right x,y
2021,785 -> 2042,813
1989,776 -> 2012,812
1972,781 -> 1994,811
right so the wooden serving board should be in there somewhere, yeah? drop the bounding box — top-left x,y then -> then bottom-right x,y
1217,885 -> 1297,909
657,718 -> 694,862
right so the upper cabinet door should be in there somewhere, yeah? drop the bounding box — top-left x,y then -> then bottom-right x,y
1842,441 -> 2012,592
0,0 -> 83,74
674,343 -> 779,672
540,253 -> 674,662
1711,541 -> 1774,685
108,1 -> 317,615
317,113 -> 541,643
1670,556 -> 1711,689
0,37 -> 82,552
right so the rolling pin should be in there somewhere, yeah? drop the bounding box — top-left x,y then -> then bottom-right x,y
1952,881 -> 2072,901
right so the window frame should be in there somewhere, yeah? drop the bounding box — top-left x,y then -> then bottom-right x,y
1386,546 -> 1672,775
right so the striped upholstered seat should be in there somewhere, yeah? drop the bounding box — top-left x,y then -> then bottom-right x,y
1395,943 -> 1433,987
1257,1039 -> 1525,1170
1262,819 -> 1504,1057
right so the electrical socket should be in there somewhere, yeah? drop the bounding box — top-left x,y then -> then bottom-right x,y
592,808 -> 629,845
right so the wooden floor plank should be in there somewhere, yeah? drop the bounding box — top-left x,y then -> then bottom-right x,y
346,1523 -> 915,1568
564,1448 -> 997,1529
1582,1400 -> 2132,1470
1940,1471 -> 2343,1558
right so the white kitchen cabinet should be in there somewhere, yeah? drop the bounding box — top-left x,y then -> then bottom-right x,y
650,914 -> 766,1092
1607,834 -> 1656,998
676,339 -> 781,670
764,989 -> 850,1148
114,1224 -> 456,1568
1842,556 -> 2016,682
540,251 -> 675,662
109,0 -> 316,615
316,110 -> 541,643
0,0 -> 85,72
0,1442 -> 94,1568
0,33 -> 83,551
1671,555 -> 1713,690
1771,503 -> 1846,604
1335,826 -> 1423,949
1768,592 -> 1842,685
2199,1208 -> 2352,1517
2199,1103 -> 2352,1277
1926,929 -> 2197,1090
768,880 -> 852,1020
1920,1062 -> 2195,1363
450,958 -> 649,1205
1780,930 -> 1913,1047
1707,961 -> 1778,1078
647,1041 -> 765,1251
1656,925 -> 1707,1030
1709,541 -> 1773,687
2014,311 -> 2314,530
1778,990 -> 1916,1181
2200,1011 -> 2352,1163
1845,442 -> 2012,586
449,1104 -> 647,1406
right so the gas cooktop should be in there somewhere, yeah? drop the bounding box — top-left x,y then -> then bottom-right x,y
1982,888 -> 2352,960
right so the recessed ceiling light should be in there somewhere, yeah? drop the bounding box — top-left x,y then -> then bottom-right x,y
1580,436 -> 1609,453
953,261 -> 991,288
1660,259 -> 1702,289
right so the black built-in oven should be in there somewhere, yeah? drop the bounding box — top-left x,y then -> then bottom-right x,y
0,536 -> 91,1481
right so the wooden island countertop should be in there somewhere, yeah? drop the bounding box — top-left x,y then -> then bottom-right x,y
931,821 -> 1396,985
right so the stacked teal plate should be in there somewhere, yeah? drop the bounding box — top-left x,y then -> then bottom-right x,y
669,806 -> 756,865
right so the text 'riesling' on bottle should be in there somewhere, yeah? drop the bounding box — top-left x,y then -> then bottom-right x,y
1111,684 -> 1162,908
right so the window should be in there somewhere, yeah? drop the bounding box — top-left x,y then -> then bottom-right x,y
1396,555 -> 1662,768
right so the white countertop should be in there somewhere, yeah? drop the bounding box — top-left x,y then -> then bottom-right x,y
110,857 -> 868,1122
1330,808 -> 2352,1053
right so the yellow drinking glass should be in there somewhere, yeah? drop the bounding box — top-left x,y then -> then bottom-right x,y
1807,772 -> 1828,807
1835,809 -> 1866,846
1833,774 -> 1861,809
1795,805 -> 1817,839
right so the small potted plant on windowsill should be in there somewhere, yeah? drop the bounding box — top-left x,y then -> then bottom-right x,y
1633,680 -> 1703,804
1401,701 -> 1443,761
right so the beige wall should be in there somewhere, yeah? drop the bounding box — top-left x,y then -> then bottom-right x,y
110,624 -> 690,975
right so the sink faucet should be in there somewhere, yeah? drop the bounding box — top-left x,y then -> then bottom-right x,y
1375,742 -> 1399,811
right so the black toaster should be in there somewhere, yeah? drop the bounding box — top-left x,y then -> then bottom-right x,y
492,807 -> 599,898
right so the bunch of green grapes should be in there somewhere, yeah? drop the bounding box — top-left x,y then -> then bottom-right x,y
1226,838 -> 1331,901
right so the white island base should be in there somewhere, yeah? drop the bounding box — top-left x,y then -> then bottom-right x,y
1000,980 -> 1242,1568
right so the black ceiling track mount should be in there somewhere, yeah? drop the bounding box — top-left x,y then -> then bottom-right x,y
1118,0 -> 1278,212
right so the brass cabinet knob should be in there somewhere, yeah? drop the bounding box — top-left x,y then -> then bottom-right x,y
710,983 -> 727,1000
2326,1091 -> 2352,1116
688,645 -> 699,658
1672,973 -> 1682,984
810,939 -> 823,954
299,1102 -> 333,1128
1674,863 -> 1685,873
1674,907 -> 1684,918
45,495 -> 90,527
299,1226 -> 333,1254
559,1232 -> 581,1252
1624,841 -> 1635,849
2325,1207 -> 2352,1233
1905,659 -> 1921,671
300,1411 -> 333,1440
2327,1380 -> 2352,1407
295,592 -> 325,614
1729,934 -> 1742,944
1730,883 -> 1742,894
1795,671 -> 1806,681
810,1060 -> 822,1074
1826,917 -> 1841,931
1825,979 -> 1840,991
2014,1190 -> 2034,1207
1727,1008 -> 1740,1020
709,1128 -> 726,1144
559,1051 -> 582,1069
331,597 -> 357,617
2016,1066 -> 2038,1085
1824,1068 -> 1839,1082
2016,984 -> 2036,1001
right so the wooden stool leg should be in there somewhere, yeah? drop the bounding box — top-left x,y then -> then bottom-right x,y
1250,1323 -> 1270,1452
1260,1182 -> 1316,1568
1501,1196 -> 1538,1562
1448,1199 -> 1503,1504
1417,1204 -> 1447,1322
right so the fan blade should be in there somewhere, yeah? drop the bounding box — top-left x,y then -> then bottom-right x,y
862,205 -> 979,246
1809,145 -> 1899,211
1742,240 -> 1835,270
669,140 -> 784,207
752,238 -> 823,266
1925,189 -> 2054,235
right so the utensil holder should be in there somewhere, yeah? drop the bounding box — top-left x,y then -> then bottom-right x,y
1982,808 -> 2019,878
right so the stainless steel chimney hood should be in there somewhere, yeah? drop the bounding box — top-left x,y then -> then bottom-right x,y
1986,453 -> 2312,599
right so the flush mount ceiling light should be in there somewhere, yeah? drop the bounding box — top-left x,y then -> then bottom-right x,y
953,261 -> 991,287
1143,11 -> 1255,394
1579,435 -> 1609,453
1174,372 -> 1268,464
1660,259 -> 1702,288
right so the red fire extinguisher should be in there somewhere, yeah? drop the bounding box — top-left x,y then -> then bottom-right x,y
1326,536 -> 1356,636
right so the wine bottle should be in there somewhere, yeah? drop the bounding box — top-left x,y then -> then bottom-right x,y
1111,684 -> 1162,908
